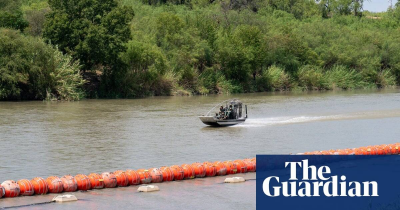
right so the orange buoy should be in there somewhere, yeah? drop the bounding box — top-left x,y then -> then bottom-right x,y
159,167 -> 174,182
114,170 -> 129,187
170,165 -> 185,181
125,170 -> 141,185
60,175 -> 78,192
389,144 -> 399,155
31,177 -> 48,195
88,173 -> 105,189
1,180 -> 20,198
234,160 -> 248,173
46,176 -> 63,193
391,144 -> 400,155
353,148 -> 363,155
243,159 -> 256,172
74,174 -> 91,191
223,161 -> 238,175
101,172 -> 118,188
383,144 -> 392,155
181,164 -> 195,179
136,169 -> 152,184
203,162 -> 217,177
17,179 -> 34,196
148,168 -> 163,183
375,145 -> 384,155
0,185 -> 4,198
191,163 -> 206,178
213,161 -> 227,176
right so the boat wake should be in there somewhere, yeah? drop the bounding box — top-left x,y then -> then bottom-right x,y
237,110 -> 400,127
237,115 -> 343,127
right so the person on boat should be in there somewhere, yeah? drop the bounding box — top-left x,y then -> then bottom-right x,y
228,107 -> 234,119
220,106 -> 225,113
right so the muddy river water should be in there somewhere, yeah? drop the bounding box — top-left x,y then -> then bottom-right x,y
1,89 -> 400,209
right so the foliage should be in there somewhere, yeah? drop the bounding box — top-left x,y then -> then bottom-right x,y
0,0 -> 29,31
262,65 -> 292,91
0,29 -> 85,100
297,65 -> 327,90
1,0 -> 400,100
43,0 -> 134,70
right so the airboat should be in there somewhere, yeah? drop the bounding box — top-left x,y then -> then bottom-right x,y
199,99 -> 247,127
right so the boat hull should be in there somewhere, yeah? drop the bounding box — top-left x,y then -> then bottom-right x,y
199,116 -> 246,127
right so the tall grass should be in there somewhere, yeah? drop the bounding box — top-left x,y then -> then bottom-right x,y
261,65 -> 293,91
297,65 -> 328,90
325,65 -> 368,90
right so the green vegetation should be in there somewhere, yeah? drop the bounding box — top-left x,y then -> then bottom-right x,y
1,0 -> 400,100
0,29 -> 84,100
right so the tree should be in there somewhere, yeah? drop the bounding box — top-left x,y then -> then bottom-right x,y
0,29 -> 85,100
43,0 -> 134,71
0,0 -> 29,31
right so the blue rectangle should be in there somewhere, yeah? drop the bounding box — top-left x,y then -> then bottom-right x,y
256,155 -> 400,210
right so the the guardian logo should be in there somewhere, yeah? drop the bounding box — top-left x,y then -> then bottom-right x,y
263,159 -> 378,197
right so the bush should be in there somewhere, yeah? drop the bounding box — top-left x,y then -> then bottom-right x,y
49,50 -> 85,100
325,65 -> 368,90
120,41 -> 172,97
297,65 -> 328,90
261,65 -> 293,91
376,69 -> 397,88
0,0 -> 28,31
25,8 -> 49,36
0,29 -> 85,100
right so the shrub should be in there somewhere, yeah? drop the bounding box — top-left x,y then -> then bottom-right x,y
262,65 -> 293,91
376,69 -> 397,88
297,65 -> 328,90
325,65 -> 368,90
0,29 -> 85,100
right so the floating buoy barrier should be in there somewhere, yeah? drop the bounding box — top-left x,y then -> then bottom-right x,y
125,170 -> 141,185
74,174 -> 91,191
1,180 -> 20,197
203,162 -> 217,177
31,177 -> 48,195
181,164 -> 196,179
136,169 -> 152,184
0,185 -> 5,198
61,175 -> 78,192
159,167 -> 174,182
214,161 -> 227,176
88,173 -> 104,189
148,168 -> 163,183
3,142 -> 400,199
234,160 -> 248,173
191,163 -> 206,178
169,165 -> 184,181
46,176 -> 63,193
101,172 -> 117,188
114,171 -> 129,187
223,161 -> 238,175
243,159 -> 256,172
17,179 -> 34,196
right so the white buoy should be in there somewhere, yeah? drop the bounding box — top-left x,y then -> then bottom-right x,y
52,194 -> 78,202
224,177 -> 245,183
137,185 -> 159,192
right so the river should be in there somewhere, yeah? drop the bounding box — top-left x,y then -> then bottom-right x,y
1,89 -> 399,209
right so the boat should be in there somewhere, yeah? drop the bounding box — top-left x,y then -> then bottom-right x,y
199,99 -> 247,127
